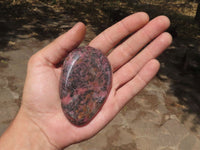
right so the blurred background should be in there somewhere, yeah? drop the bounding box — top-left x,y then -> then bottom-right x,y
0,0 -> 200,150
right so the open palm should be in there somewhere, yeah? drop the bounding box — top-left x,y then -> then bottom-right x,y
21,12 -> 172,149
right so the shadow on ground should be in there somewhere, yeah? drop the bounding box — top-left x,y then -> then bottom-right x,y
158,38 -> 200,132
0,0 -> 73,51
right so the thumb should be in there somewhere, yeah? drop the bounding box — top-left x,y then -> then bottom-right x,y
34,22 -> 86,66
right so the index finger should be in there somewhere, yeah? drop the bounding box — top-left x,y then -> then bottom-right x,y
89,12 -> 149,54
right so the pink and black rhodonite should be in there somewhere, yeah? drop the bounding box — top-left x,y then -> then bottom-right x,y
60,46 -> 112,126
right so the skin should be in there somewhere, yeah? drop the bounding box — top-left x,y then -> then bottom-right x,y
0,12 -> 172,150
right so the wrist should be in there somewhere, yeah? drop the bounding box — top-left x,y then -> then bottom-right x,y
0,108 -> 58,150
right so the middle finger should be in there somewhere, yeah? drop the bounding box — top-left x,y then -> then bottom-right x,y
108,16 -> 170,71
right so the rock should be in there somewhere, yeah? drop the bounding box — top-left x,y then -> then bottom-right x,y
60,46 -> 112,126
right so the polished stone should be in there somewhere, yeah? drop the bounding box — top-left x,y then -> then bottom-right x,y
60,46 -> 112,126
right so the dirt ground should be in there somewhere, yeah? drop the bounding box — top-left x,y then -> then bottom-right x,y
0,1 -> 200,150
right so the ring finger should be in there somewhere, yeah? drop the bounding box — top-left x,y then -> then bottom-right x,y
113,32 -> 172,90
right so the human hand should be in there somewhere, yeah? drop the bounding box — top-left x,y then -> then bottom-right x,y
0,12 -> 172,150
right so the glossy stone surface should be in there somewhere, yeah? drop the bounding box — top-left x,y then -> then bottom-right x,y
60,46 -> 112,126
